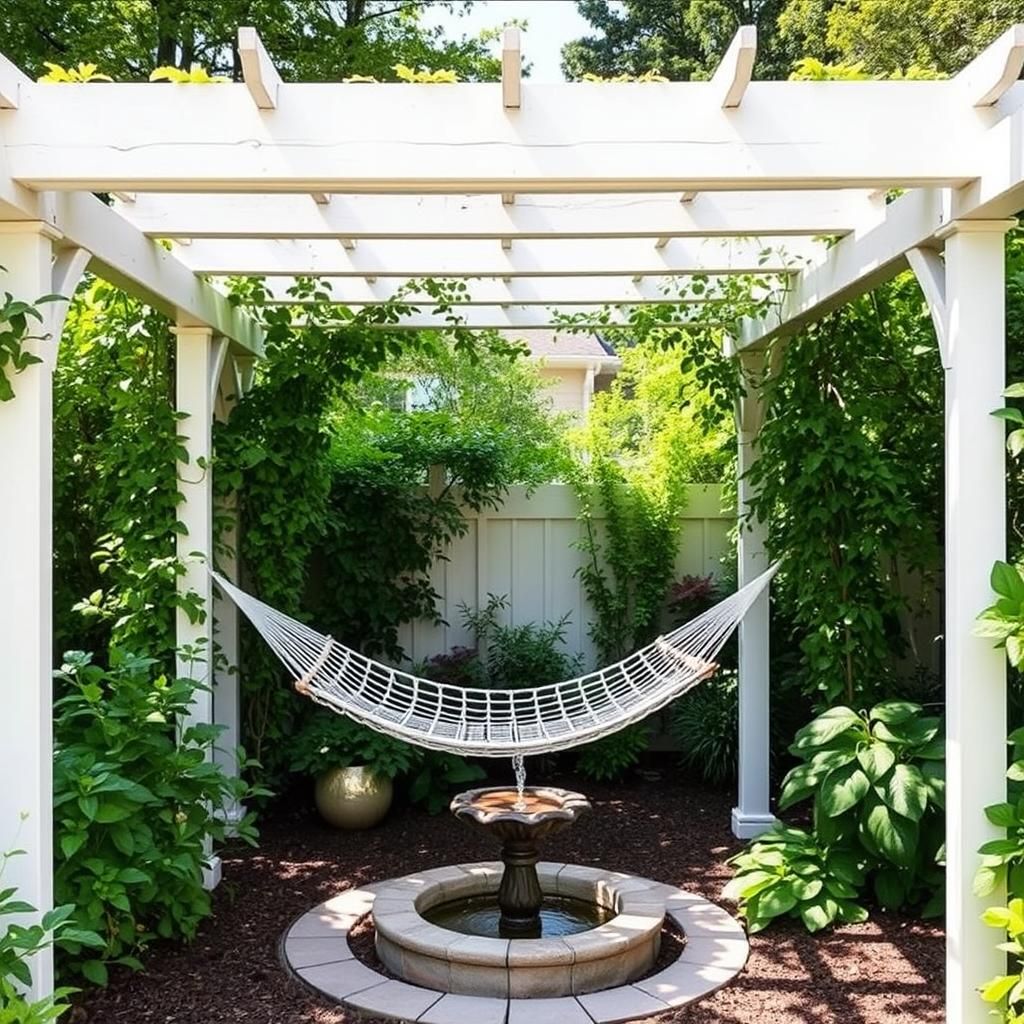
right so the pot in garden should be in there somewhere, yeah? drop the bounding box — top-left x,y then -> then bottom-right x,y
315,765 -> 393,829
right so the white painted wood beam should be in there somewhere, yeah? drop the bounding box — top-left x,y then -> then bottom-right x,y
0,79 -> 998,192
941,221 -> 1011,1024
311,192 -> 330,205
0,52 -> 29,108
46,193 -> 263,355
333,303 -> 730,330
712,25 -> 757,109
172,321 -> 219,885
110,191 -> 136,204
954,23 -> 1024,107
177,236 -> 821,277
113,190 -> 881,240
237,26 -> 281,110
0,224 -> 65,1002
248,274 -> 737,306
732,347 -> 775,839
737,188 -> 949,349
502,28 -> 521,110
906,245 -> 950,366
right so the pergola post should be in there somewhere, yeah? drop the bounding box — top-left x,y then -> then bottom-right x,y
0,223 -> 79,1000
732,349 -> 775,839
939,220 -> 1012,1023
212,356 -> 244,828
172,322 -> 221,887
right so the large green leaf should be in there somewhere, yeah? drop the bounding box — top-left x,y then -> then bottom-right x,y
792,707 -> 862,752
757,881 -> 798,918
874,869 -> 907,909
880,763 -> 928,822
863,798 -> 918,868
869,700 -> 920,724
819,763 -> 870,817
857,744 -> 895,783
991,561 -> 1024,604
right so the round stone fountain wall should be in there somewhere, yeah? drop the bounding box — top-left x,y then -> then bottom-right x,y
372,862 -> 665,998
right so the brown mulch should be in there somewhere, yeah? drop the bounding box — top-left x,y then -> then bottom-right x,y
73,771 -> 944,1024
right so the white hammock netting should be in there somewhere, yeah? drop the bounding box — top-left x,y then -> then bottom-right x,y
213,564 -> 777,758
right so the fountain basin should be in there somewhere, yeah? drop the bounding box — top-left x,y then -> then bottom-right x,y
372,861 -> 665,998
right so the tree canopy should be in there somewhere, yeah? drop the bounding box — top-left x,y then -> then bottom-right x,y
563,0 -> 1024,81
3,0 -> 501,82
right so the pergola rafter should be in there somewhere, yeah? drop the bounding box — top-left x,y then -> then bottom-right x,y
0,22 -> 1022,1022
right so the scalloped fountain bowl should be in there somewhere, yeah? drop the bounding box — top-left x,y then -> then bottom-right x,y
450,786 -> 591,937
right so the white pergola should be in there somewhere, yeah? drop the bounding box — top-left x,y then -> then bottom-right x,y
0,22 -> 1020,1019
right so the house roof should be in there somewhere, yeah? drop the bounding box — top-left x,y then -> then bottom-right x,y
501,330 -> 619,367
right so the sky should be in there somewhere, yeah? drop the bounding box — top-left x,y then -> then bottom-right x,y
421,1 -> 599,82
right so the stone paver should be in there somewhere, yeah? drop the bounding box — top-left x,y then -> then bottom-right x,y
283,935 -> 355,969
345,979 -> 445,1021
669,901 -> 746,939
507,995 -> 592,1024
578,985 -> 671,1023
298,959 -> 385,1000
418,993 -> 509,1024
288,910 -> 358,938
678,935 -> 749,971
634,962 -> 737,1008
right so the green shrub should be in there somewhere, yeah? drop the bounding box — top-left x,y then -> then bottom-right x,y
288,714 -> 419,780
53,649 -> 263,986
725,825 -> 869,933
575,724 -> 650,782
288,713 -> 486,814
407,753 -> 487,815
0,845 -> 103,1022
458,596 -> 584,689
670,674 -> 739,786
778,701 -> 944,913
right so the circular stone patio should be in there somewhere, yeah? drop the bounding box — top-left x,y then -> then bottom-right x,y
281,861 -> 748,1024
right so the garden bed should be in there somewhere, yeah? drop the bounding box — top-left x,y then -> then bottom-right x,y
73,773 -> 943,1024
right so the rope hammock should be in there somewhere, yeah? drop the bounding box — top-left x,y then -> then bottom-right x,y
212,564 -> 777,759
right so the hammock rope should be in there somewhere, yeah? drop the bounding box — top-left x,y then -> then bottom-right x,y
212,563 -> 778,758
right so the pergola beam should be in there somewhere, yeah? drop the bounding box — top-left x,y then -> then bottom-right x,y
0,52 -> 28,109
49,193 -> 263,355
502,28 -> 521,110
337,303 -> 730,330
712,25 -> 757,109
112,190 -> 881,241
249,274 -> 742,306
3,80 -> 1005,192
736,188 -> 948,348
238,27 -> 281,110
178,236 -> 819,277
955,23 -> 1024,106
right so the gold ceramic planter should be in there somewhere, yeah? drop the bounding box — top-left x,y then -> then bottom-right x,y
315,765 -> 393,829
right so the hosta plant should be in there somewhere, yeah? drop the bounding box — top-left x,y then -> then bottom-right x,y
778,701 -> 945,912
725,825 -> 869,933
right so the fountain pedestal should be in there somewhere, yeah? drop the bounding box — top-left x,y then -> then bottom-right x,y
450,786 -> 590,938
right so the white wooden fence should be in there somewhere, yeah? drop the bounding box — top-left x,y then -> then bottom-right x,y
397,484 -> 733,671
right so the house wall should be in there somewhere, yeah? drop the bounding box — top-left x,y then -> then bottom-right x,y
396,483 -> 733,672
537,366 -> 590,416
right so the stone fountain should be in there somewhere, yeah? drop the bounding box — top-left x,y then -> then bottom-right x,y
282,780 -> 751,1017
449,785 -> 590,937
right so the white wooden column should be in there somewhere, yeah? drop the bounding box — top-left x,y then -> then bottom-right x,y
0,223 -> 80,999
212,356 -> 244,827
173,322 -> 221,887
732,349 -> 775,839
939,220 -> 1012,1024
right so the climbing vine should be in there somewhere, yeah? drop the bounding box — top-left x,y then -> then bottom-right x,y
0,279 -> 60,402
